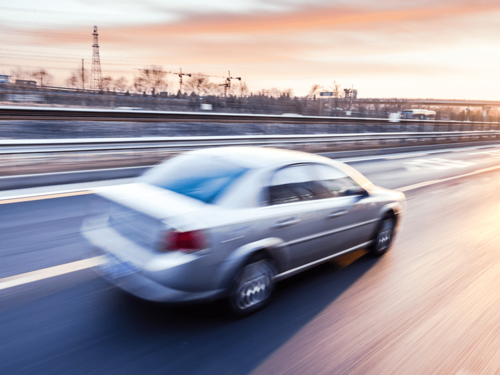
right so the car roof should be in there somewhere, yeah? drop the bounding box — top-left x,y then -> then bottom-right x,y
186,146 -> 332,169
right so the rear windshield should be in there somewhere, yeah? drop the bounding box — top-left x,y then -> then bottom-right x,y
141,154 -> 248,203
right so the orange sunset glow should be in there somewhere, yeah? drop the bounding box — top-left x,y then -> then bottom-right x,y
2,0 -> 500,98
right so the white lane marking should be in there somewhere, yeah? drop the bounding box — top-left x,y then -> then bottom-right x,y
0,257 -> 105,291
398,180 -> 440,191
468,150 -> 500,157
0,189 -> 92,205
399,164 -> 500,192
0,178 -> 133,204
2,160 -> 500,291
404,157 -> 475,171
385,153 -> 429,160
430,158 -> 476,168
405,159 -> 451,171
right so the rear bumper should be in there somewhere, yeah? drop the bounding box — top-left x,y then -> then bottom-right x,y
82,226 -> 224,304
94,257 -> 224,303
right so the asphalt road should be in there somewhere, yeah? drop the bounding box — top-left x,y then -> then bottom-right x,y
1,144 -> 500,374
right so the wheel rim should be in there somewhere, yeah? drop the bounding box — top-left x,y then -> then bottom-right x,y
376,219 -> 394,252
234,260 -> 274,311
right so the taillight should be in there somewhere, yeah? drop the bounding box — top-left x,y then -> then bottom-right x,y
162,230 -> 208,253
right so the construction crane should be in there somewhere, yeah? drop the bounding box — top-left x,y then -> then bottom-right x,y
177,68 -> 192,94
133,68 -> 242,96
219,71 -> 241,97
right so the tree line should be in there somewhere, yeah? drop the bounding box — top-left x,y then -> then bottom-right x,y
8,65 -> 334,98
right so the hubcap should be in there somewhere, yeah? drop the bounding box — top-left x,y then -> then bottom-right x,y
235,261 -> 274,311
376,219 -> 393,252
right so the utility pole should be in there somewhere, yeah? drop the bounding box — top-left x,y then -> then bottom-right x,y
81,59 -> 85,90
178,68 -> 191,94
90,26 -> 102,90
219,71 -> 241,97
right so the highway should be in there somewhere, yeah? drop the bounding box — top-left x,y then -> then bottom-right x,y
1,144 -> 500,374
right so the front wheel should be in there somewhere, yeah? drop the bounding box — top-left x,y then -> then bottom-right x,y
228,257 -> 276,317
369,217 -> 395,256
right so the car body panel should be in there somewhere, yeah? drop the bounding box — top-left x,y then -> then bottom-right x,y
81,147 -> 405,304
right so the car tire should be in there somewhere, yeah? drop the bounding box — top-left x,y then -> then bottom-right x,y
228,255 -> 277,317
369,216 -> 396,256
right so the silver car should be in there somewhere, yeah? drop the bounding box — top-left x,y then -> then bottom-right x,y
82,147 -> 405,316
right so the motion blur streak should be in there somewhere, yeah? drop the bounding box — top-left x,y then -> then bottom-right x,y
2,166 -> 500,373
0,190 -> 91,205
0,257 -> 104,291
2,146 -> 500,374
399,164 -> 500,191
0,150 -> 497,290
253,174 -> 500,374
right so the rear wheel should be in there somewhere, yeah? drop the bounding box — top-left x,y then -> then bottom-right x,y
370,216 -> 395,256
228,256 -> 276,317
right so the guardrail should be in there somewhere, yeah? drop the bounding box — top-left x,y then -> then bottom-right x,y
1,130 -> 499,180
0,106 -> 498,128
1,131 -> 499,155
0,106 -> 392,123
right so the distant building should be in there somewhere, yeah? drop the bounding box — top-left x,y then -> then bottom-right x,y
0,75 -> 10,84
400,109 -> 436,120
15,79 -> 37,86
343,89 -> 358,99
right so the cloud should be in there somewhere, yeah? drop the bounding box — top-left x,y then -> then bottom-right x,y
27,0 -> 500,62
5,0 -> 500,98
122,0 -> 500,36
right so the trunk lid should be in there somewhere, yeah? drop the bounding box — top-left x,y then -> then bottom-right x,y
94,182 -> 206,249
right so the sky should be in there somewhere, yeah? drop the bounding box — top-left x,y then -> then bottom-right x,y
1,0 -> 500,99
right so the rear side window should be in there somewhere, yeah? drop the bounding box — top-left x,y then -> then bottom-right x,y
264,164 -> 327,206
314,164 -> 364,197
142,155 -> 248,203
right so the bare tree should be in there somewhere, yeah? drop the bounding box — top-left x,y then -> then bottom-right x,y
10,67 -> 33,80
184,74 -> 214,96
268,88 -> 283,98
234,81 -> 250,97
102,76 -> 113,91
133,66 -> 168,94
10,67 -> 53,86
31,69 -> 54,86
331,81 -> 342,98
210,83 -> 225,96
282,88 -> 294,98
65,66 -> 89,89
256,88 -> 282,98
308,84 -> 322,98
112,77 -> 128,92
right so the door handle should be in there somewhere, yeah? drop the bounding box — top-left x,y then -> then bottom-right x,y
327,210 -> 348,219
272,217 -> 300,229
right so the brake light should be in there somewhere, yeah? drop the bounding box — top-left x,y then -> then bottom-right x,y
162,230 -> 208,253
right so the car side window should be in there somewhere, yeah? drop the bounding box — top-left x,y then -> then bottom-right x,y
314,164 -> 364,198
264,164 -> 325,206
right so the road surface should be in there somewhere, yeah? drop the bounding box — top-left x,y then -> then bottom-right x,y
1,144 -> 500,374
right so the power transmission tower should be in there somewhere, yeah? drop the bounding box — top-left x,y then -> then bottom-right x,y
219,71 -> 241,97
90,25 -> 102,91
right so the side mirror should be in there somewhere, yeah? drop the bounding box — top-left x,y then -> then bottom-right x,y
346,188 -> 369,198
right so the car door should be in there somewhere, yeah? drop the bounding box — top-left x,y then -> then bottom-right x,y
259,164 -> 331,270
311,163 -> 377,258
